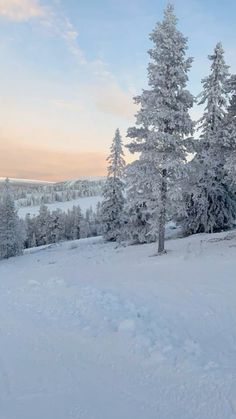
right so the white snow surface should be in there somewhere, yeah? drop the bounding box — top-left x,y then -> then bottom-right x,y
0,232 -> 236,418
0,178 -> 53,184
18,195 -> 102,218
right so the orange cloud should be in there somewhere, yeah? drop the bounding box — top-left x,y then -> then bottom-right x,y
0,139 -> 107,181
92,82 -> 136,120
0,0 -> 45,21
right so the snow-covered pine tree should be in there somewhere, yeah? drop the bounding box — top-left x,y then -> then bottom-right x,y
228,75 -> 236,115
47,209 -> 64,243
0,178 -> 25,259
95,202 -> 103,236
70,206 -> 82,240
184,43 -> 236,234
101,128 -> 125,241
126,4 -> 193,253
25,213 -> 36,248
122,153 -> 157,244
36,204 -> 51,246
224,74 -> 236,181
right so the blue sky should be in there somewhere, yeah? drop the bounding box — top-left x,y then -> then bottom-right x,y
0,0 -> 235,180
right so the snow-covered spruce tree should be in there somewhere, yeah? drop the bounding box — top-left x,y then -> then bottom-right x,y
101,128 -> 125,241
47,209 -> 64,244
0,178 -> 25,259
184,43 -> 236,234
123,153 -> 157,244
36,204 -> 51,246
126,4 -> 193,253
24,214 -> 36,248
224,74 -> 236,182
228,75 -> 236,115
70,206 -> 82,240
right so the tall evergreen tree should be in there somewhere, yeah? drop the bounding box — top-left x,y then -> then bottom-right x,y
127,4 -> 193,253
47,209 -> 64,243
184,43 -> 236,234
0,178 -> 25,259
101,128 -> 125,241
25,213 -> 37,248
70,206 -> 82,240
37,204 -> 51,246
122,153 -> 157,244
224,74 -> 236,181
228,75 -> 236,115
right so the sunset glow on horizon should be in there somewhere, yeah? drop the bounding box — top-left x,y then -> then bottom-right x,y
0,139 -> 108,181
0,0 -> 236,180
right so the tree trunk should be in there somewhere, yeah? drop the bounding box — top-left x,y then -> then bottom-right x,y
158,169 -> 167,254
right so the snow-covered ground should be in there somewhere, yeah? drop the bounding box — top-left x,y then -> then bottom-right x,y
0,178 -> 53,185
0,232 -> 236,419
18,195 -> 102,218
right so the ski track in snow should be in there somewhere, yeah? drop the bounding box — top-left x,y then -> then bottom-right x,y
0,233 -> 236,418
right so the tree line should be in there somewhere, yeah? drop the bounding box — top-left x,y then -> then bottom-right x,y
100,4 -> 236,254
4,178 -> 104,208
0,178 -> 102,259
1,4 -> 236,259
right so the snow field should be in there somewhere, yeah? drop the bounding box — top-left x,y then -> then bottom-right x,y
17,195 -> 102,218
0,232 -> 236,418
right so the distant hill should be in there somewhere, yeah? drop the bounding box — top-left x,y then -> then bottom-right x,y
0,176 -> 106,209
0,177 -> 54,185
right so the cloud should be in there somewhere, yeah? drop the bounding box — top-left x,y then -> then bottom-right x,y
0,0 -> 133,119
37,5 -> 134,108
93,82 -> 136,120
0,0 -> 46,21
0,0 -> 137,180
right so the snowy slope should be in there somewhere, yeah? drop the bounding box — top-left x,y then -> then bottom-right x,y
62,176 -> 106,186
18,195 -> 102,218
0,178 -> 53,185
0,232 -> 236,418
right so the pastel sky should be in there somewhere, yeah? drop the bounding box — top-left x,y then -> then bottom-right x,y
0,0 -> 236,181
